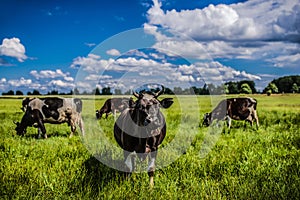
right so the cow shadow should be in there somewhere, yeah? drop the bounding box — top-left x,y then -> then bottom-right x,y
75,156 -> 127,195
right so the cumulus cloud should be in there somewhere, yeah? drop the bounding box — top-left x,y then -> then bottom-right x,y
30,69 -> 74,82
146,0 -> 262,41
8,77 -> 32,87
48,80 -> 75,88
71,53 -> 114,73
0,38 -> 27,62
106,49 -> 121,56
147,0 -> 299,42
72,52 -> 261,92
143,0 -> 300,69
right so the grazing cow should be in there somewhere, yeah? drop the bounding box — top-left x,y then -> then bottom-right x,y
96,97 -> 132,119
203,97 -> 259,129
113,86 -> 173,187
15,97 -> 84,138
21,97 -> 35,112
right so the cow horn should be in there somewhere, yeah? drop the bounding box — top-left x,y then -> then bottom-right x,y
133,91 -> 140,98
154,85 -> 165,97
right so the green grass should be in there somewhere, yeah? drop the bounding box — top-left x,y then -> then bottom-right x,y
0,94 -> 299,199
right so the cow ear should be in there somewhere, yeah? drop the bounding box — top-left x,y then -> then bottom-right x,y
129,98 -> 136,108
160,98 -> 173,108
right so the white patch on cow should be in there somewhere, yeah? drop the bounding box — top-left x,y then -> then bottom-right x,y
125,151 -> 136,172
28,98 -> 46,110
147,154 -> 156,172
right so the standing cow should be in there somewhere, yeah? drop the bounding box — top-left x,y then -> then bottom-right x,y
203,97 -> 259,129
96,97 -> 131,119
15,97 -> 85,138
113,86 -> 173,187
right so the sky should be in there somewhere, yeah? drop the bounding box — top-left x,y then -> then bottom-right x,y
0,0 -> 299,94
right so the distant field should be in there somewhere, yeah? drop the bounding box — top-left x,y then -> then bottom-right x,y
0,94 -> 299,199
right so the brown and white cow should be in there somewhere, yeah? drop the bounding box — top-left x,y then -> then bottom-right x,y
203,97 -> 259,129
15,97 -> 85,138
96,97 -> 132,119
113,86 -> 173,187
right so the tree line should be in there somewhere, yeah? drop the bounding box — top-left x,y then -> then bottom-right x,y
2,75 -> 299,96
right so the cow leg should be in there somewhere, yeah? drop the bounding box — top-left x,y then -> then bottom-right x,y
124,151 -> 136,173
37,128 -> 42,139
78,117 -> 85,136
36,117 -> 47,139
148,151 -> 157,188
253,110 -> 259,129
70,122 -> 76,138
226,116 -> 232,129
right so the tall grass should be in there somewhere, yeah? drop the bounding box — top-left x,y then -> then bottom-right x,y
0,95 -> 299,199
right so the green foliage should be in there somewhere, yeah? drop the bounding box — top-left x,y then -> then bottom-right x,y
270,75 -> 300,93
225,80 -> 256,94
0,95 -> 300,199
292,83 -> 299,93
240,83 -> 252,94
264,82 -> 279,95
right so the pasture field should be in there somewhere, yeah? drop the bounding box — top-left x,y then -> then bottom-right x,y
0,94 -> 299,199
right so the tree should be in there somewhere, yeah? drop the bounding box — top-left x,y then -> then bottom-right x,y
263,83 -> 278,96
16,90 -> 23,95
114,89 -> 122,95
271,75 -> 300,93
240,83 -> 252,94
2,90 -> 14,95
101,87 -> 112,95
238,80 -> 257,94
292,83 -> 299,93
225,81 -> 239,94
73,88 -> 80,95
173,87 -> 183,95
32,90 -> 41,95
94,87 -> 101,95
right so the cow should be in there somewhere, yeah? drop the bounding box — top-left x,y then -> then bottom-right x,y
113,86 -> 173,187
96,97 -> 131,119
203,97 -> 259,129
21,97 -> 35,112
14,97 -> 85,138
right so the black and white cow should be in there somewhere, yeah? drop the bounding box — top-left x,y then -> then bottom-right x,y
15,97 -> 84,138
203,97 -> 259,129
113,86 -> 173,187
96,97 -> 132,119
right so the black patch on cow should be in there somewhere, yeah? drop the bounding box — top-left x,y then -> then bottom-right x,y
43,98 -> 64,109
42,105 -> 60,120
73,98 -> 82,113
41,98 -> 63,120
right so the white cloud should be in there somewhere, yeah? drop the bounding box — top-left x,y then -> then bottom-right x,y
30,69 -> 74,82
84,42 -> 96,47
144,0 -> 300,69
48,80 -> 75,88
272,53 -> 300,67
8,77 -> 32,87
85,74 -> 112,81
146,1 -> 262,41
0,37 -> 27,62
147,0 -> 299,42
106,49 -> 121,56
71,53 -> 114,73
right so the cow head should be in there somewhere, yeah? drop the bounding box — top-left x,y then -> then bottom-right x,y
14,121 -> 26,136
131,86 -> 173,128
202,113 -> 212,126
95,110 -> 102,119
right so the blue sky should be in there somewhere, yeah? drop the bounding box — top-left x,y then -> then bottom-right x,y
1,0 -> 299,94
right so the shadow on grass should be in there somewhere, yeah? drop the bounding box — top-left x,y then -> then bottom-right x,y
73,156 -> 126,197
